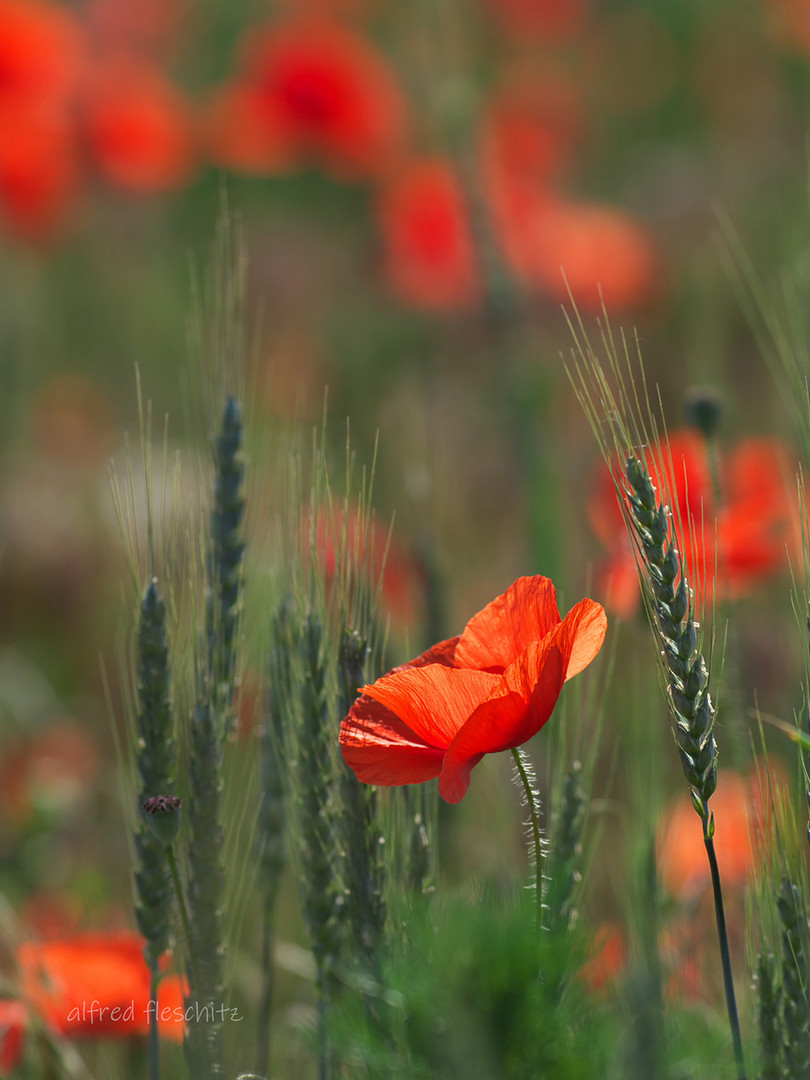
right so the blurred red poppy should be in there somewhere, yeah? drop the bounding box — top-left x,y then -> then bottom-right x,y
82,55 -> 196,191
580,923 -> 626,993
203,80 -> 295,175
309,503 -> 424,627
0,999 -> 26,1073
376,157 -> 480,309
85,0 -> 187,56
480,71 -> 582,197
236,17 -> 408,179
657,772 -> 754,900
589,430 -> 797,617
18,932 -> 185,1042
500,194 -> 660,311
340,575 -> 606,802
763,0 -> 810,56
485,0 -> 589,42
0,0 -> 86,105
0,100 -> 81,239
0,718 -> 100,825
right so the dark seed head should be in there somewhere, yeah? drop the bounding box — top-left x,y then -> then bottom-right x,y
141,795 -> 183,846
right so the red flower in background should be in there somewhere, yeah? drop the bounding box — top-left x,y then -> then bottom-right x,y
18,932 -> 185,1041
220,18 -> 408,179
580,923 -> 627,993
486,0 -> 590,41
657,769 -> 768,900
340,575 -> 606,803
85,0 -> 188,56
0,0 -> 86,104
0,0 -> 86,238
0,101 -> 81,239
499,194 -> 660,311
204,81 -> 295,175
480,71 -> 583,198
310,504 -> 424,627
589,431 -> 797,617
82,56 -> 196,191
0,999 -> 26,1073
376,158 -> 480,310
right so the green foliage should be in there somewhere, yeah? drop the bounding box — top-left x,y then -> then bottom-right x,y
331,891 -> 611,1080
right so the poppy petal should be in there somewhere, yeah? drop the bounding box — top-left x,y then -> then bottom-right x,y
439,643 -> 567,802
556,597 -> 607,679
339,693 -> 445,785
359,664 -> 501,749
453,575 -> 562,671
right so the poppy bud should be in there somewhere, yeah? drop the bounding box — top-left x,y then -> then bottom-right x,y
141,794 -> 182,846
683,386 -> 724,440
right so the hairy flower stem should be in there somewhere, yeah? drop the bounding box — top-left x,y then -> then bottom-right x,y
705,832 -> 746,1080
511,747 -> 543,933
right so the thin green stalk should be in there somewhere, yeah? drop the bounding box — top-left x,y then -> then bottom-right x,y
704,830 -> 747,1080
511,747 -> 543,933
148,967 -> 160,1080
167,846 -> 200,995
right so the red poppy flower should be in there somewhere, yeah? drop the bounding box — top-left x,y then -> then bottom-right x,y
485,0 -> 589,42
0,0 -> 86,106
657,760 -> 787,901
657,772 -> 753,900
82,56 -> 196,192
497,192 -> 660,311
340,576 -> 606,803
308,503 -> 424,627
85,0 -> 187,56
589,430 -> 797,617
580,923 -> 626,993
0,999 -> 26,1073
236,18 -> 408,179
0,100 -> 81,239
376,157 -> 480,309
18,932 -> 185,1042
480,70 -> 582,197
203,79 -> 295,175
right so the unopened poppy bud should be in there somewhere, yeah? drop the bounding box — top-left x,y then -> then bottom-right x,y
684,386 -> 724,440
141,794 -> 182,846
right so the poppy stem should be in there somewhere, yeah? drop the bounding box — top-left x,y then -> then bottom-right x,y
510,747 -> 544,933
704,827 -> 747,1080
167,846 -> 201,996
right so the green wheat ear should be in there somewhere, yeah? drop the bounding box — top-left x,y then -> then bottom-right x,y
624,454 -> 718,819
756,951 -> 782,1080
183,395 -> 246,1079
135,578 -> 177,969
338,626 -> 386,972
545,760 -> 587,936
295,612 -> 344,1080
207,394 -> 246,725
184,690 -> 226,1080
254,598 -> 295,1077
778,875 -> 810,1076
